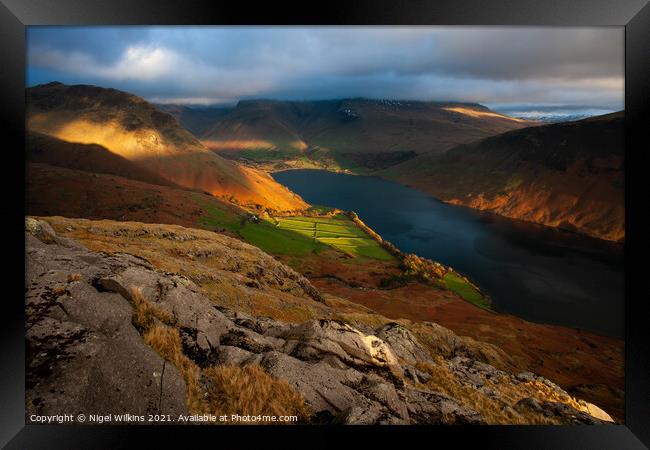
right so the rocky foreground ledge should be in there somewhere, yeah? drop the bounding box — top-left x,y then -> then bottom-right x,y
25,217 -> 613,425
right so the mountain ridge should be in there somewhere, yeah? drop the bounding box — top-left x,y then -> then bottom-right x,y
189,96 -> 532,171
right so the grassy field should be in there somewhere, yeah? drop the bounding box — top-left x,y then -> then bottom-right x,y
274,216 -> 394,260
443,272 -> 492,311
240,220 -> 327,256
194,196 -> 392,260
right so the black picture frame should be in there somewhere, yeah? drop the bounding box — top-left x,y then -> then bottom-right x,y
2,0 -> 649,447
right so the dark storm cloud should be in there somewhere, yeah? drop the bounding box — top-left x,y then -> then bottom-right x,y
26,26 -> 624,111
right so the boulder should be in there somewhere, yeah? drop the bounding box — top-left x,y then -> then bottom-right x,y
280,320 -> 401,376
376,322 -> 434,365
258,351 -> 409,423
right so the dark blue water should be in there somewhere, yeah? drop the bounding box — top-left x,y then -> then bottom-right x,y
273,169 -> 624,338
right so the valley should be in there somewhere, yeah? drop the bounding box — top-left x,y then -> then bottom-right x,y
21,25 -> 628,430
25,158 -> 625,420
183,98 -> 530,172
24,81 -> 625,424
166,99 -> 623,242
273,169 -> 624,338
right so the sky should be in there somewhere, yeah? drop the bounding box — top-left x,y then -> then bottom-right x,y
26,26 -> 624,115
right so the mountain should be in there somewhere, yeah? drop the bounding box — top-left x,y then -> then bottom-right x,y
196,99 -> 532,171
26,82 -> 307,211
384,112 -> 624,242
156,104 -> 233,136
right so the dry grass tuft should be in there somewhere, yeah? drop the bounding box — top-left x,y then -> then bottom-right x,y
144,324 -> 309,422
202,280 -> 318,324
523,379 -> 586,413
199,365 -> 310,422
52,285 -> 67,296
130,286 -> 175,331
143,325 -> 205,412
330,312 -> 393,330
134,285 -> 309,422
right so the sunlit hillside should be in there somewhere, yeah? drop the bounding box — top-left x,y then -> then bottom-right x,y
26,82 -> 308,211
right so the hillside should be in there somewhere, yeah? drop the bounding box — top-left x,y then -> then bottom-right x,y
383,112 -> 625,242
26,82 -> 307,211
156,104 -> 233,136
26,162 -> 244,230
197,99 -> 531,171
26,216 -> 615,424
25,160 -> 624,419
26,132 -> 179,188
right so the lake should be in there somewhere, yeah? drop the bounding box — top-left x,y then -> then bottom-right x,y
273,169 -> 624,338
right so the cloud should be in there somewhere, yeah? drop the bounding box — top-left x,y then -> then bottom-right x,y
96,46 -> 178,80
26,26 -> 624,110
29,44 -> 180,81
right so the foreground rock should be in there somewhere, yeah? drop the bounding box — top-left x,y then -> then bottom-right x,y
25,217 -> 613,424
25,218 -> 187,419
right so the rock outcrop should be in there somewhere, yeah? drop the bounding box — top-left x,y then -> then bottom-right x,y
25,218 -> 612,425
25,218 -> 187,419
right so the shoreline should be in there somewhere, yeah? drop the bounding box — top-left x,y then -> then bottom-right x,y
269,166 -> 625,247
270,167 -> 624,340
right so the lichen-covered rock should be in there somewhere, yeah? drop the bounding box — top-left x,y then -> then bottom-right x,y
376,322 -> 434,365
26,221 -> 188,420
514,398 -> 606,425
449,356 -> 508,388
404,388 -> 486,424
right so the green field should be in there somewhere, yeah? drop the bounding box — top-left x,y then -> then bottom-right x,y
274,216 -> 394,260
443,272 -> 492,311
194,195 -> 393,260
240,220 -> 326,256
